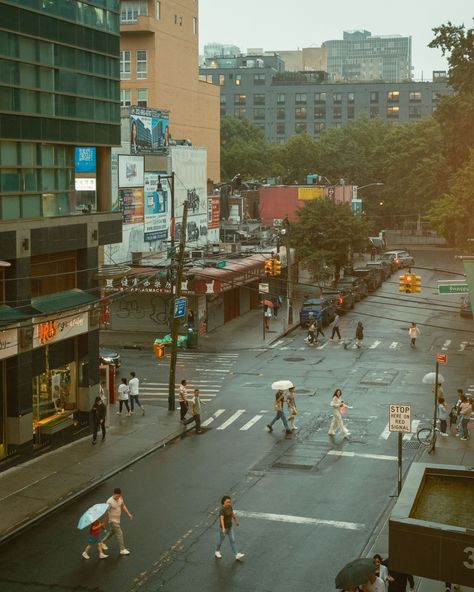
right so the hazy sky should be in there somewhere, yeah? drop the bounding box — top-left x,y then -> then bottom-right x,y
198,0 -> 473,80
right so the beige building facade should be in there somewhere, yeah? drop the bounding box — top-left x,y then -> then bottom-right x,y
120,0 -> 220,181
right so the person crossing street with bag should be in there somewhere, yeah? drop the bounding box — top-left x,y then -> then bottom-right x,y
267,390 -> 292,434
286,386 -> 298,430
328,388 -> 351,438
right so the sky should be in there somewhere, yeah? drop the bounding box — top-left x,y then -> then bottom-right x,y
198,0 -> 473,80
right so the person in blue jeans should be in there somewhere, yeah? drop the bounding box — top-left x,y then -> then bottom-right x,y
267,390 -> 292,434
214,496 -> 244,561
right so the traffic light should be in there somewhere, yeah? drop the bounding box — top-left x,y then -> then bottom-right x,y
273,259 -> 282,276
399,274 -> 413,293
265,259 -> 274,276
412,275 -> 422,293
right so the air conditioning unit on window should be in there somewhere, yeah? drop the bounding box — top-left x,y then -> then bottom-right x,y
191,250 -> 205,259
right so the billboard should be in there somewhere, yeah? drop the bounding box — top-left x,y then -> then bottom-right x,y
144,172 -> 169,242
75,147 -> 96,173
118,154 -> 144,188
298,187 -> 324,200
130,106 -> 170,155
118,188 -> 144,224
208,196 -> 220,229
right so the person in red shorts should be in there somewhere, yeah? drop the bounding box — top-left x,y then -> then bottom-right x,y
82,519 -> 108,560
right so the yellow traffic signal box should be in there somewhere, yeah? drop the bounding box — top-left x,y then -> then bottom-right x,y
412,275 -> 421,293
273,259 -> 282,276
264,259 -> 274,276
399,274 -> 413,293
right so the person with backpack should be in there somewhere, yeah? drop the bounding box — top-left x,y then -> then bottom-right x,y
91,396 -> 106,444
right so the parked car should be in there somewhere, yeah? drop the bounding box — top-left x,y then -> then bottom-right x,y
299,297 -> 336,327
379,252 -> 399,273
382,250 -> 415,269
366,260 -> 390,281
460,294 -> 473,318
323,287 -> 355,313
337,276 -> 369,301
352,268 -> 381,291
99,348 -> 121,367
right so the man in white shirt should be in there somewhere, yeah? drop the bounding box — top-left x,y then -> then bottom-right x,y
129,371 -> 144,415
117,377 -> 131,416
101,487 -> 133,555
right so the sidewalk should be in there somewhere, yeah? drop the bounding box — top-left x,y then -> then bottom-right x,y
365,434 -> 474,592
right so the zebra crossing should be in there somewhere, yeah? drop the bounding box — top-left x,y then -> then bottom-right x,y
275,337 -> 474,352
141,352 -> 239,403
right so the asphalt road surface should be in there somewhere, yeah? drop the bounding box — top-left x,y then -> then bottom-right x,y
1,249 -> 472,592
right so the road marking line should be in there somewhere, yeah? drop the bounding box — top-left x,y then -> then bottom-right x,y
280,346 -> 289,350
441,339 -> 451,351
201,409 -> 225,427
142,397 -> 212,402
403,419 -> 420,440
389,342 -> 398,349
270,340 -> 284,349
240,415 -> 263,431
369,340 -> 381,349
379,423 -> 391,439
459,342 -> 468,351
316,342 -> 328,350
237,510 -> 364,531
217,410 -> 246,430
195,369 -> 230,373
328,450 -> 397,462
141,386 -> 220,392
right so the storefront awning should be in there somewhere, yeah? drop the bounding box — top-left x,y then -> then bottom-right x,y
188,255 -> 266,294
32,289 -> 97,314
0,305 -> 32,326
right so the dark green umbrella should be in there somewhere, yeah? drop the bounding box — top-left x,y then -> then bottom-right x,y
335,557 -> 375,589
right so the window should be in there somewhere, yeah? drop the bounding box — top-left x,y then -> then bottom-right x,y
193,17 -> 197,34
370,106 -> 379,118
315,92 -> 326,103
220,95 -> 226,105
219,74 -> 225,86
253,108 -> 265,120
295,93 -> 307,104
137,88 -> 148,107
295,122 -> 307,134
370,91 -> 379,103
314,122 -> 326,135
253,73 -> 265,85
409,91 -> 421,102
387,91 -> 400,102
121,1 -> 148,23
235,74 -> 242,86
120,88 -> 131,106
276,107 -> 285,120
220,108 -> 226,116
409,105 -> 421,118
136,50 -> 148,79
120,50 -> 131,80
234,94 -> 246,105
334,122 -> 342,129
234,108 -> 247,118
295,106 -> 307,119
387,106 -> 399,118
276,123 -> 285,135
314,105 -> 326,119
333,93 -> 342,104
347,105 -> 355,119
253,94 -> 265,105
333,106 -> 342,119
432,91 -> 440,103
156,1 -> 160,19
276,94 -> 285,104
348,92 -> 355,103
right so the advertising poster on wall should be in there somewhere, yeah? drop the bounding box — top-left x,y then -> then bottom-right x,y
118,154 -> 144,188
207,195 -> 220,243
119,188 -> 144,224
130,106 -> 170,155
75,147 -> 96,173
144,172 -> 169,242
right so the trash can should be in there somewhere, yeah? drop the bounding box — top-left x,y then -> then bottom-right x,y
187,329 -> 198,349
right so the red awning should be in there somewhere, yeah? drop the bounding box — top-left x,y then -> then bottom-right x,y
188,255 -> 266,294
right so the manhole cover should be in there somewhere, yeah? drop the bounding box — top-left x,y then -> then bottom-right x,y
403,440 -> 422,449
284,357 -> 305,362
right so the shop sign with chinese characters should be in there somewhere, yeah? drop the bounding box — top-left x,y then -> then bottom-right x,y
104,276 -> 179,294
33,312 -> 89,348
0,328 -> 18,360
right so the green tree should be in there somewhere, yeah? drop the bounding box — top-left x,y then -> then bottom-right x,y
282,133 -> 320,184
220,116 -> 269,180
290,198 -> 367,281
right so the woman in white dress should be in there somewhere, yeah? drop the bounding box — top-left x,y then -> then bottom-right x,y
328,388 -> 350,438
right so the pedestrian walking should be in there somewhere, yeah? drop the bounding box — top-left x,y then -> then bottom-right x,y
459,394 -> 473,441
101,487 -> 133,555
438,396 -> 449,437
179,379 -> 189,422
373,554 -> 392,591
267,390 -> 292,434
330,314 -> 341,341
363,573 -> 385,592
315,316 -> 325,340
82,518 -> 108,560
214,495 -> 244,561
451,389 -> 465,435
272,296 -> 280,318
307,320 -> 317,345
91,396 -> 106,444
381,558 -> 414,592
192,388 -> 202,434
408,322 -> 420,348
264,306 -> 272,330
117,378 -> 131,416
328,388 -> 351,437
129,371 -> 144,415
355,321 -> 364,348
286,386 -> 298,430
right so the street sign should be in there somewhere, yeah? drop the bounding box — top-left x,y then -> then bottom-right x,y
259,283 -> 269,293
389,404 -> 411,433
437,281 -> 469,294
436,353 -> 448,364
173,297 -> 187,319
216,260 -> 227,269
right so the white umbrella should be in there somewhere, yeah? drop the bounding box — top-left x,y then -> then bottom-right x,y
422,372 -> 445,385
271,380 -> 294,390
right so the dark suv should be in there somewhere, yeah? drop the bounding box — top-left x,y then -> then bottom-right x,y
337,276 -> 369,301
323,287 -> 355,313
299,297 -> 336,327
352,268 -> 381,291
365,261 -> 390,281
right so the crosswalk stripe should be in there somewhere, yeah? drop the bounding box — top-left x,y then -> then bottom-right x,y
201,409 -> 225,427
142,397 -> 212,402
195,368 -> 230,373
442,339 -> 451,351
389,342 -> 398,349
141,386 -> 220,392
459,342 -> 468,351
316,342 -> 328,350
217,410 -> 246,430
270,340 -> 284,349
328,450 -> 397,462
240,415 -> 264,431
369,340 -> 381,349
379,423 -> 391,439
237,510 -> 364,531
403,419 -> 420,440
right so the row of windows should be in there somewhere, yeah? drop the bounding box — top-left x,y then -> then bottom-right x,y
120,49 -> 147,80
201,72 -> 266,86
0,193 -> 73,220
0,167 -> 74,194
0,59 -> 119,101
120,88 -> 148,107
0,86 -> 120,122
0,31 -> 119,78
0,142 -> 74,167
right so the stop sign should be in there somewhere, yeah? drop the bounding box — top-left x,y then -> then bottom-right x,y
436,353 -> 448,364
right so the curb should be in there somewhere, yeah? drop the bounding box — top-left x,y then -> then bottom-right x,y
0,421 -> 195,546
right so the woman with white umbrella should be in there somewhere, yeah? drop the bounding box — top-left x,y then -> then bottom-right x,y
267,380 -> 293,434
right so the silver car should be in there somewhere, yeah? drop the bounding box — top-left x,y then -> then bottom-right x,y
382,250 -> 415,269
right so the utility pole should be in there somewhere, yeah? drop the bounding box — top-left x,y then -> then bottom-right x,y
283,218 -> 293,326
168,201 -> 188,411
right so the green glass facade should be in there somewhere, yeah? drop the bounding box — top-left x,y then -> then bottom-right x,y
0,0 -> 120,219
